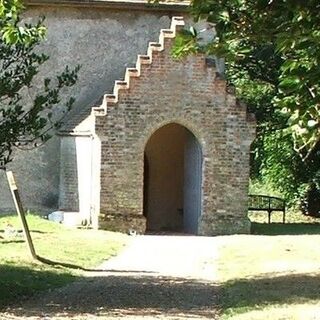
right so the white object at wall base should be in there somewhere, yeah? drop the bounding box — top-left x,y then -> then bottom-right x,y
48,211 -> 83,227
48,211 -> 64,223
63,212 -> 82,227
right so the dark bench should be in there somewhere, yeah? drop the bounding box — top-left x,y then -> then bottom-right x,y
248,194 -> 286,223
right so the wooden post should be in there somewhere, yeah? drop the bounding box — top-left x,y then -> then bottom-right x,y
6,171 -> 38,260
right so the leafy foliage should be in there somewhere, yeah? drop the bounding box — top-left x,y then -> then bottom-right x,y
175,0 -> 320,160
171,0 -> 320,212
0,0 -> 79,167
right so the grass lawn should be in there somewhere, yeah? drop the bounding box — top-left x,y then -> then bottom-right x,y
0,214 -> 128,310
217,211 -> 320,319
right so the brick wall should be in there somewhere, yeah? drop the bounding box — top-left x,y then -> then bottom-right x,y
93,17 -> 256,235
59,136 -> 79,211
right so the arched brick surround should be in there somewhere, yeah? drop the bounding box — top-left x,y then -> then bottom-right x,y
93,17 -> 256,235
143,123 -> 202,233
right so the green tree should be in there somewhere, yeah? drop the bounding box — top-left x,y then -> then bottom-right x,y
0,0 -> 79,167
188,0 -> 320,159
172,0 -> 320,214
173,0 -> 320,156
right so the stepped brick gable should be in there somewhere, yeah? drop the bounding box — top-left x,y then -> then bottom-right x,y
90,17 -> 256,235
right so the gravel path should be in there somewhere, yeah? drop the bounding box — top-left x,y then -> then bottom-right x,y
2,235 -> 220,319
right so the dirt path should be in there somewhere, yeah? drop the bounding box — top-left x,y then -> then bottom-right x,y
2,235 -> 220,319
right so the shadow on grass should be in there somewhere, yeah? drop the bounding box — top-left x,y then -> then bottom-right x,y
220,273 -> 320,311
0,264 -> 78,311
4,274 -> 218,318
251,222 -> 320,235
36,255 -> 104,272
0,228 -> 52,235
0,240 -> 24,244
36,255 -> 156,274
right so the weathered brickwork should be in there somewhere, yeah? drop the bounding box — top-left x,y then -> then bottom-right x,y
92,17 -> 256,235
59,136 -> 79,211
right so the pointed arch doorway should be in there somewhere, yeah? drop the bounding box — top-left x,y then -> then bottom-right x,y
143,123 -> 202,234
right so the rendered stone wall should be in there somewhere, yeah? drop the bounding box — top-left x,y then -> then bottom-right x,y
0,137 -> 60,214
0,5 -> 184,213
94,18 -> 256,235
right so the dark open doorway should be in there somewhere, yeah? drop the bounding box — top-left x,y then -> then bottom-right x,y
144,123 -> 202,234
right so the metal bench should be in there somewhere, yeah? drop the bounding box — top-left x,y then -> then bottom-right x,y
248,194 -> 286,223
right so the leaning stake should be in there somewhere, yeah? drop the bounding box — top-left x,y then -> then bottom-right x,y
6,171 -> 37,260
